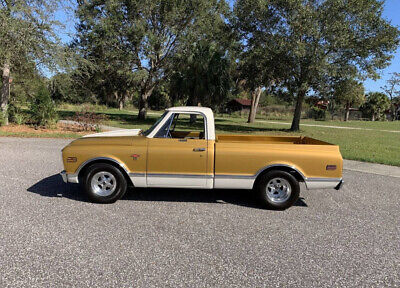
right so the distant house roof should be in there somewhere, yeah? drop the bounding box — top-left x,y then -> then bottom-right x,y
316,100 -> 329,106
314,100 -> 329,110
231,98 -> 252,106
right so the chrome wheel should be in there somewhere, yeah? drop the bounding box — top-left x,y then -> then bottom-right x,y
90,171 -> 117,197
266,177 -> 292,204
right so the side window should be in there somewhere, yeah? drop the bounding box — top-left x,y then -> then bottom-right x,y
155,113 -> 206,139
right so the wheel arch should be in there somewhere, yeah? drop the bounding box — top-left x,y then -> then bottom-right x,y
77,157 -> 133,186
253,164 -> 306,189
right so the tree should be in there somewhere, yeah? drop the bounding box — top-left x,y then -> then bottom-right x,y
9,62 -> 44,104
0,0 -> 61,125
361,92 -> 390,121
233,0 -> 286,123
75,0 -> 229,119
334,79 -> 365,121
242,0 -> 399,131
30,84 -> 58,127
170,41 -> 232,113
382,73 -> 400,121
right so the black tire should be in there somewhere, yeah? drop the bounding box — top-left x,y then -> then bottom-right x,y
257,170 -> 300,210
82,163 -> 127,203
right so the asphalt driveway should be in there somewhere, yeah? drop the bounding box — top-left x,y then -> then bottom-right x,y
0,137 -> 399,287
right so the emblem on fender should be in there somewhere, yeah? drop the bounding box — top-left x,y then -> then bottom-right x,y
131,154 -> 140,160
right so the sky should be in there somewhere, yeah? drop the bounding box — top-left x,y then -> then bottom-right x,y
364,0 -> 400,92
54,0 -> 400,93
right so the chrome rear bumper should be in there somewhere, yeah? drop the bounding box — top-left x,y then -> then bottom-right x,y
305,178 -> 343,190
60,170 -> 79,184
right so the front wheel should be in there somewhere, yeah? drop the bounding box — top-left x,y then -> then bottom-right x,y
257,170 -> 300,210
83,163 -> 127,203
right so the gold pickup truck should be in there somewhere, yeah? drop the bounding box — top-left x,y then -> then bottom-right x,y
61,107 -> 343,209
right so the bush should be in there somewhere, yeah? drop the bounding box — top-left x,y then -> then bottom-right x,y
0,111 -> 4,126
30,85 -> 58,127
8,103 -> 20,120
360,92 -> 390,121
307,106 -> 326,120
13,113 -> 26,125
8,103 -> 27,125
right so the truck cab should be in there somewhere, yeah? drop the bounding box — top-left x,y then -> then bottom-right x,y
141,107 -> 215,189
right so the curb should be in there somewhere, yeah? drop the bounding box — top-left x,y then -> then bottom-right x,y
343,160 -> 400,178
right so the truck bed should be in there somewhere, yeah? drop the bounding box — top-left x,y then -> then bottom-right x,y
216,134 -> 332,145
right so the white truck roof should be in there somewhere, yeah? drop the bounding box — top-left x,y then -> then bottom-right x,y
167,106 -> 212,113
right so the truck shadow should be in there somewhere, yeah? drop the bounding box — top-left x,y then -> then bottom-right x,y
27,174 -> 87,202
27,174 -> 308,210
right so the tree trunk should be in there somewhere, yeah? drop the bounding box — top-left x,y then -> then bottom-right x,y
188,97 -> 199,124
114,91 -> 126,110
247,86 -> 262,123
1,62 -> 10,125
344,104 -> 350,121
290,86 -> 307,131
372,113 -> 375,121
138,87 -> 154,120
391,105 -> 396,121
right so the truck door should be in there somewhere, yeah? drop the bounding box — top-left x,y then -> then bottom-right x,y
146,113 -> 210,188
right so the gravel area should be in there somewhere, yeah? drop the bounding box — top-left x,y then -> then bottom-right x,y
0,137 -> 399,287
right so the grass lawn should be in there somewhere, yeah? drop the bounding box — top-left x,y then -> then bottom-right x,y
264,118 -> 400,131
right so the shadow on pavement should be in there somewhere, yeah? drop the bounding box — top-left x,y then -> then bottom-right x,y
27,174 -> 308,210
27,174 -> 88,202
124,188 -> 307,210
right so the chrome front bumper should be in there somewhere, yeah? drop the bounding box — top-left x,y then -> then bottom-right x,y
60,170 -> 79,184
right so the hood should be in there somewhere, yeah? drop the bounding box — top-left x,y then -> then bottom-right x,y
82,129 -> 142,138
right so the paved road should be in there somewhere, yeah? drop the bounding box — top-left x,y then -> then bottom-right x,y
0,137 -> 399,287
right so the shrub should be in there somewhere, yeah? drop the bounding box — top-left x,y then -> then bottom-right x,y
307,106 -> 326,120
13,113 -> 26,125
8,103 -> 20,120
0,111 -> 4,126
8,103 -> 27,125
360,92 -> 390,121
30,84 -> 58,128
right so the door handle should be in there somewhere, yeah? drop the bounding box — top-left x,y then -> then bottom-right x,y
193,148 -> 206,152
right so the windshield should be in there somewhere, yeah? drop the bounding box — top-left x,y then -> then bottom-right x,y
142,111 -> 168,137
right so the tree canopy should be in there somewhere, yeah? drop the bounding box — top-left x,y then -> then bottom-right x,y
233,0 -> 399,130
361,92 -> 390,121
1,0 -> 400,126
334,79 -> 365,121
0,0 -> 62,124
74,0 -> 230,119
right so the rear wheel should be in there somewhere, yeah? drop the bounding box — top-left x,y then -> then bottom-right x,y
82,163 -> 127,203
257,170 -> 300,210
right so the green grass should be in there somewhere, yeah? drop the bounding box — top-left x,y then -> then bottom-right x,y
302,126 -> 400,166
265,118 -> 400,131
